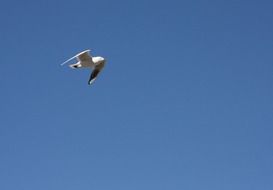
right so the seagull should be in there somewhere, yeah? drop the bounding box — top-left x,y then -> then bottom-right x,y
61,50 -> 106,85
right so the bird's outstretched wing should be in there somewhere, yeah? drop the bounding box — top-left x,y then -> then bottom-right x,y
88,69 -> 100,85
61,50 -> 91,66
88,62 -> 105,85
77,50 -> 92,62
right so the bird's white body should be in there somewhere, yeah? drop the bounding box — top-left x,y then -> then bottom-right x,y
61,50 -> 106,85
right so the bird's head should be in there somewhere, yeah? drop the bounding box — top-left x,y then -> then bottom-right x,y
94,56 -> 106,64
99,56 -> 106,63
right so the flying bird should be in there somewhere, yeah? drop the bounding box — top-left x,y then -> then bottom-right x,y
61,50 -> 106,85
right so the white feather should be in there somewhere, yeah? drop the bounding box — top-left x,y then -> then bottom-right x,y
61,50 -> 91,66
61,54 -> 78,66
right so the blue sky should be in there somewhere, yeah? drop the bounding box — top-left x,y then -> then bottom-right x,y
0,0 -> 273,189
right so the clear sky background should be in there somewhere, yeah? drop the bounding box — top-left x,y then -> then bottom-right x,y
0,0 -> 273,189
